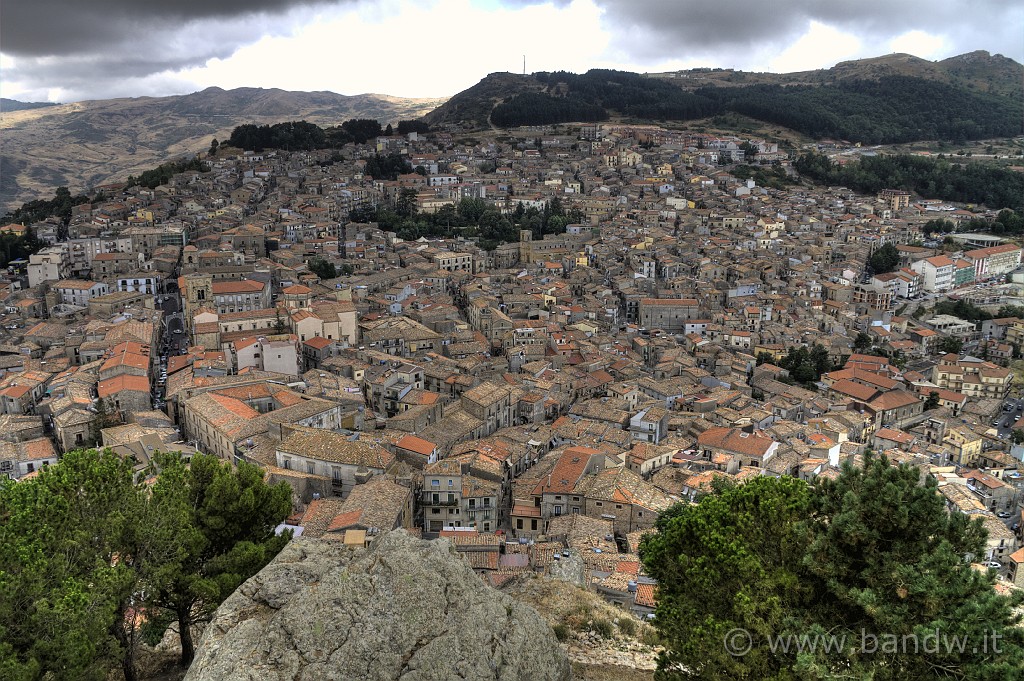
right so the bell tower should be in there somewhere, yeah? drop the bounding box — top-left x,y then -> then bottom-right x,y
182,273 -> 213,330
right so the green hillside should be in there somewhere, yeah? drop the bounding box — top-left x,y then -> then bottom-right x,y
425,52 -> 1024,144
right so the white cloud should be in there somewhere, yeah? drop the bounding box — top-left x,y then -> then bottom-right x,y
888,30 -> 947,59
1,0 -> 1020,102
767,21 -> 863,73
182,0 -> 609,97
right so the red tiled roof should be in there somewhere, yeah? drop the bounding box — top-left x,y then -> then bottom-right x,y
634,583 -> 657,608
97,374 -> 151,398
396,434 -> 437,457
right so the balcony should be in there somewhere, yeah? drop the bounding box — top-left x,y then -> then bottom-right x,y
423,495 -> 460,506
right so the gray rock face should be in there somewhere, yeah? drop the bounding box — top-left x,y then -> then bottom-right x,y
184,530 -> 571,681
548,550 -> 586,588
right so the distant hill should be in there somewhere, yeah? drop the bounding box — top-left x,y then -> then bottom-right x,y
423,51 -> 1023,141
420,72 -> 547,130
0,99 -> 60,113
654,50 -> 1023,97
0,87 -> 447,212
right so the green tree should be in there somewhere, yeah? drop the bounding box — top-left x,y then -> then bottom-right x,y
854,331 -> 873,351
937,336 -> 964,355
395,187 -> 418,218
0,449 -> 294,677
642,455 -> 1024,680
0,449 -> 141,680
308,256 -> 337,280
868,243 -> 901,274
996,304 -> 1024,319
144,453 -> 292,666
88,397 -> 122,447
640,476 -> 815,679
801,454 -> 1024,679
808,344 -> 832,377
924,390 -> 941,410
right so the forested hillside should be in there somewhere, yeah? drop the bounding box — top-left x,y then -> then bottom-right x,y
486,71 -> 1022,143
428,53 -> 1024,144
794,152 -> 1024,211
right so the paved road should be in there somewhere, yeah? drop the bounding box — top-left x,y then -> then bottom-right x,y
990,397 -> 1023,439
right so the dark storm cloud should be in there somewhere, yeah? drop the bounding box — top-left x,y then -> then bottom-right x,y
590,0 -> 1024,63
0,0 -> 335,57
1,0 -> 349,101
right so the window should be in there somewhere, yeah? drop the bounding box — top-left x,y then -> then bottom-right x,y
432,493 -> 439,504
447,493 -> 455,504
595,501 -> 603,507
554,505 -> 562,516
531,519 -> 538,531
307,462 -> 315,474
430,479 -> 439,487
517,519 -> 523,530
282,458 -> 291,469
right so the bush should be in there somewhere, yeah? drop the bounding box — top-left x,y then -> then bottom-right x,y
617,617 -> 637,636
641,626 -> 663,647
565,601 -> 592,630
552,623 -> 570,642
139,608 -> 176,647
589,618 -> 614,639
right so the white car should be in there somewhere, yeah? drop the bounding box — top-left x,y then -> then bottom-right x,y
984,561 -> 1002,570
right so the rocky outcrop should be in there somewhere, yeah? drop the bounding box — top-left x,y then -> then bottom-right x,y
548,549 -> 586,588
184,530 -> 570,681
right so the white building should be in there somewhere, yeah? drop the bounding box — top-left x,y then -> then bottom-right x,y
964,244 -> 1022,281
911,255 -> 955,293
27,246 -> 71,287
233,336 -> 301,377
53,279 -> 109,306
117,272 -> 161,295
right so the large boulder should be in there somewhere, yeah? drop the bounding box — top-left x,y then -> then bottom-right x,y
185,530 -> 571,681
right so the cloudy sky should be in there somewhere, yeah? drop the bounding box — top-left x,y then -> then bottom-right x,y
1,0 -> 1021,104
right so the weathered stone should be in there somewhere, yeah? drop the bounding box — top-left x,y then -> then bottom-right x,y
548,549 -> 586,588
185,530 -> 571,681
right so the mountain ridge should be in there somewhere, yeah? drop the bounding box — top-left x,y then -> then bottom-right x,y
424,50 -> 1023,133
2,50 -> 1021,212
0,87 -> 447,211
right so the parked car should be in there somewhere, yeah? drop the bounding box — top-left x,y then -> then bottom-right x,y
984,561 -> 1002,569
997,511 -> 1012,518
